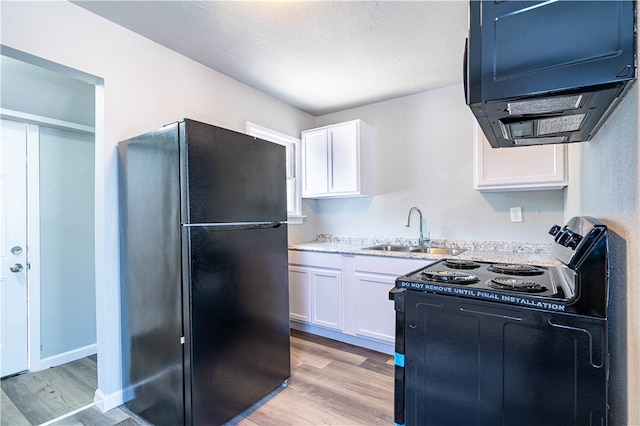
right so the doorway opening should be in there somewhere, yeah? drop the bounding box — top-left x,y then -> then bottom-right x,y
1,51 -> 100,380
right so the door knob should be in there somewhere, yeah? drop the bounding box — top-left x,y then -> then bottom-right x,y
9,263 -> 23,273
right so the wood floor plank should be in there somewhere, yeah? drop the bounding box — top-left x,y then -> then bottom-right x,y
290,335 -> 368,369
291,329 -> 392,363
49,405 -> 142,426
251,394 -> 340,425
55,357 -> 98,390
239,333 -> 394,426
1,388 -> 31,426
1,358 -> 97,424
287,363 -> 392,424
289,344 -> 332,370
239,379 -> 356,426
320,362 -> 393,412
360,357 -> 394,376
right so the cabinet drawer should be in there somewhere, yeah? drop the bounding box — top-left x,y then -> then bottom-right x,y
289,250 -> 342,269
354,255 -> 434,276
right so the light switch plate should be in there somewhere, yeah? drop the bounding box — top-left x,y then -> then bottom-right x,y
510,207 -> 523,223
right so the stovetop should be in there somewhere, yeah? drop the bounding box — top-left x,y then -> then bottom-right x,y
396,258 -> 576,312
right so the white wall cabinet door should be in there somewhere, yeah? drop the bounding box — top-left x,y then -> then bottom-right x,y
473,123 -> 568,191
301,128 -> 328,196
301,119 -> 372,198
328,123 -> 359,194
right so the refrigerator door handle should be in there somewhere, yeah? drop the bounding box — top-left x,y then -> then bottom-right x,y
182,221 -> 283,231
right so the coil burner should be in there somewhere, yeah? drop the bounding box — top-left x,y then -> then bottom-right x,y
488,277 -> 547,293
443,259 -> 481,269
487,263 -> 545,276
419,270 -> 480,285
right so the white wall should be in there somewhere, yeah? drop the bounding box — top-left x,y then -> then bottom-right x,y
1,0 -> 314,410
300,84 -> 565,243
39,126 -> 95,358
565,83 -> 639,425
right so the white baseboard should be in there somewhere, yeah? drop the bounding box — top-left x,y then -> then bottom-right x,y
94,388 -> 124,412
290,322 -> 394,355
31,343 -> 97,372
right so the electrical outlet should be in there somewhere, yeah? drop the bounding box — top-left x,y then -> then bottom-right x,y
510,207 -> 523,223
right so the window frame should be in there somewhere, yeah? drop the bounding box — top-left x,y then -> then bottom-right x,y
245,121 -> 304,224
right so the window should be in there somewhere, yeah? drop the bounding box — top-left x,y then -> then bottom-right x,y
245,122 -> 304,224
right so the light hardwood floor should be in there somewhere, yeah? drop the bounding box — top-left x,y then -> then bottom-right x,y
1,355 -> 143,426
1,330 -> 394,425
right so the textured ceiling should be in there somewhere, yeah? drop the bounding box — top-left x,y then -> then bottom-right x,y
73,1 -> 469,116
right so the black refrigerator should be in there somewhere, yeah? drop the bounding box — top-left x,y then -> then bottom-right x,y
118,119 -> 291,425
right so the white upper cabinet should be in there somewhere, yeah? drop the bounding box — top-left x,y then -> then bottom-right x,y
473,123 -> 568,192
301,120 -> 373,198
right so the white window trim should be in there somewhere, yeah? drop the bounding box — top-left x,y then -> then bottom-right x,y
245,121 -> 305,224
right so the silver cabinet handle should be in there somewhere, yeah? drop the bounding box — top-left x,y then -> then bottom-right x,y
9,264 -> 23,273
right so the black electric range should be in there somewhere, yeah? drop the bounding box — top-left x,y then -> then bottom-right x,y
391,216 -> 609,426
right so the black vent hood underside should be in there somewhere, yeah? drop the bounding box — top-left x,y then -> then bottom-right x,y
470,82 -> 634,147
465,0 -> 637,148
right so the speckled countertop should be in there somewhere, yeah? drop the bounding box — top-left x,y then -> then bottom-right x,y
289,234 -> 561,267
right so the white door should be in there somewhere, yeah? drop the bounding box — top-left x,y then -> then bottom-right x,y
1,119 -> 29,377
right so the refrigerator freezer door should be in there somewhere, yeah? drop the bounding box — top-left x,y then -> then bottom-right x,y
180,120 -> 287,224
183,224 -> 291,425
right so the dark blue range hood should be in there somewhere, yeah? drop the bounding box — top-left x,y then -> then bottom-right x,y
465,0 -> 637,148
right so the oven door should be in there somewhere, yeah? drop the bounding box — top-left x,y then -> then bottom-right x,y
398,290 -> 608,426
390,287 -> 406,425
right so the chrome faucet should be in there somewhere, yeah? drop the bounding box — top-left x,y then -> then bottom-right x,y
405,207 -> 427,247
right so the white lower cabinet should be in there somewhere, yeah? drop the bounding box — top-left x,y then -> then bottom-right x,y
288,250 -> 433,354
288,267 -> 312,323
310,268 -> 342,330
288,251 -> 343,331
353,256 -> 431,344
353,272 -> 397,343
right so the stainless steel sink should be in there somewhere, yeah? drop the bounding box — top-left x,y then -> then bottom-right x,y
362,244 -> 465,255
362,244 -> 413,252
410,247 -> 465,255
